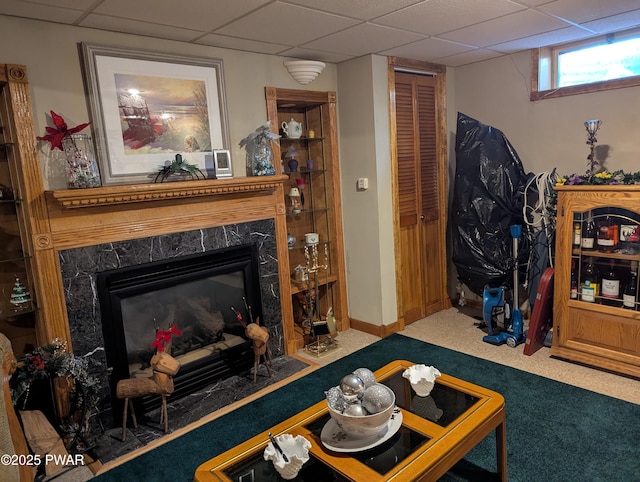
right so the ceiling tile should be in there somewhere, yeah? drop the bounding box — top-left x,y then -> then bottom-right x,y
381,37 -> 475,62
93,0 -> 271,32
373,0 -> 526,36
23,0 -> 95,8
283,0 -> 424,21
440,9 -> 570,47
582,9 -> 640,34
433,48 -> 504,67
195,34 -> 290,55
0,0 -> 85,23
511,0 -> 557,6
279,47 -> 354,64
538,0 -> 640,24
489,26 -> 594,52
215,2 -> 359,46
302,23 -> 426,57
3,0 -> 640,67
80,14 -> 206,43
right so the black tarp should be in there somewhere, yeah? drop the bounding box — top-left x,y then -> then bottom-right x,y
451,113 -> 533,296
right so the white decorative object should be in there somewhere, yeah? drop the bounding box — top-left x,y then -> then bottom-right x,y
402,364 -> 441,397
284,60 -> 326,85
281,118 -> 302,139
327,384 -> 395,439
305,232 -> 319,245
321,410 -> 403,453
264,434 -> 311,480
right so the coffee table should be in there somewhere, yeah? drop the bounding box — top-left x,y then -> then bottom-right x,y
194,359 -> 507,481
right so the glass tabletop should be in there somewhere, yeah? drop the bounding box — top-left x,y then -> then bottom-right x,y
381,369 -> 479,427
221,368 -> 480,481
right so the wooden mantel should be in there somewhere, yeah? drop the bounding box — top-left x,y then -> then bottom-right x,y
46,176 -> 287,209
33,175 -> 294,352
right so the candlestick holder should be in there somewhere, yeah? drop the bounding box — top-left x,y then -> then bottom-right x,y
584,119 -> 601,177
303,241 -> 339,356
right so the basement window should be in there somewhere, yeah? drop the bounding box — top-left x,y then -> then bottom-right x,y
531,28 -> 640,101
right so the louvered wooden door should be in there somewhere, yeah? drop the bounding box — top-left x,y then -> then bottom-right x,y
394,71 -> 444,324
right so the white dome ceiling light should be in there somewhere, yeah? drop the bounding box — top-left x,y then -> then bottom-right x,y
284,60 -> 326,85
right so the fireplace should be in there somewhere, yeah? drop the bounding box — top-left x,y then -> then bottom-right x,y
57,217 -> 284,435
38,177 -> 291,443
97,244 -> 262,413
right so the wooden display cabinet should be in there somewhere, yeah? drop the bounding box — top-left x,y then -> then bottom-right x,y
265,87 -> 348,352
552,185 -> 640,377
0,64 -> 45,356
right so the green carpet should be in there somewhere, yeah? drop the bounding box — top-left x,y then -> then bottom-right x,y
94,334 -> 640,481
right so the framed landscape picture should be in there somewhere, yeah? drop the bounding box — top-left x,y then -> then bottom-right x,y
81,43 -> 230,185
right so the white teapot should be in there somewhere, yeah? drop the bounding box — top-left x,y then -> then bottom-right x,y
281,118 -> 302,139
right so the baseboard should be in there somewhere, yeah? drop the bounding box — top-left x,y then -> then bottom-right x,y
349,318 -> 400,338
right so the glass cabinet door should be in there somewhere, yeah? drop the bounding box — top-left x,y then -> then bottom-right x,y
570,207 -> 640,310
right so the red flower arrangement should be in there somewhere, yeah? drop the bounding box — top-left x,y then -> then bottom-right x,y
36,110 -> 91,151
152,323 -> 183,352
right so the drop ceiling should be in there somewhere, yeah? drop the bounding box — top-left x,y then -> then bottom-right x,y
2,0 -> 640,66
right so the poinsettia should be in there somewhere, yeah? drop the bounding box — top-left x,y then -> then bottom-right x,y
37,110 -> 91,151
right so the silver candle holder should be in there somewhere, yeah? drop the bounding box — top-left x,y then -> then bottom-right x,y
303,240 -> 338,355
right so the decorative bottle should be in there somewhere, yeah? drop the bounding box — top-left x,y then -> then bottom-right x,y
581,219 -> 595,251
600,260 -> 621,307
62,134 -> 102,188
597,216 -> 619,253
623,265 -> 637,310
573,221 -> 581,247
580,258 -> 598,303
570,259 -> 578,300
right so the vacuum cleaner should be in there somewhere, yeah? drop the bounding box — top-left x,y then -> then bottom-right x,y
482,225 -> 526,348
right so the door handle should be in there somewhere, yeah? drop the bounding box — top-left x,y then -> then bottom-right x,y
420,214 -> 425,221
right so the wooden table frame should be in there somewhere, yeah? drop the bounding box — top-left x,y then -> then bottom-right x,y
194,360 -> 507,481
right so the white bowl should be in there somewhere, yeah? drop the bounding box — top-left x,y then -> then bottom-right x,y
264,434 -> 311,480
402,364 -> 441,397
327,384 -> 395,439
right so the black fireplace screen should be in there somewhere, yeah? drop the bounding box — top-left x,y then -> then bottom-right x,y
97,244 -> 262,412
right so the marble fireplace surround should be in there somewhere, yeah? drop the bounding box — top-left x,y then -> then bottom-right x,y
40,176 -> 293,423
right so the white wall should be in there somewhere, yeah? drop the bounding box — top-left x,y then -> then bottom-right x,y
337,55 -> 397,327
0,16 -> 338,189
453,51 -> 640,177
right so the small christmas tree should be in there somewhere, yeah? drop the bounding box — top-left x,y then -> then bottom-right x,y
10,277 -> 31,308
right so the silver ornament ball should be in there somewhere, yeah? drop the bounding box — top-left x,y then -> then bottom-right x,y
340,373 -> 365,401
325,386 -> 346,412
353,367 -> 376,388
344,402 -> 368,416
361,384 -> 394,414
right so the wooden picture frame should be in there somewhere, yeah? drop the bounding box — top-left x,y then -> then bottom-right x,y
213,149 -> 233,179
81,43 -> 231,185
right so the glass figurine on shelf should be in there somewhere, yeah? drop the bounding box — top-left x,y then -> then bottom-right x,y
289,187 -> 302,213
9,277 -> 32,312
285,145 -> 299,172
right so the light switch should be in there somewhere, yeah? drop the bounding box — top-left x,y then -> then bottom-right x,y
357,178 -> 368,190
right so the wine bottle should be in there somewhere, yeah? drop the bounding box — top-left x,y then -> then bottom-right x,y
601,260 -> 621,307
597,216 -> 619,253
581,219 -> 595,251
623,267 -> 637,310
580,258 -> 598,302
573,222 -> 581,247
570,259 -> 578,299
